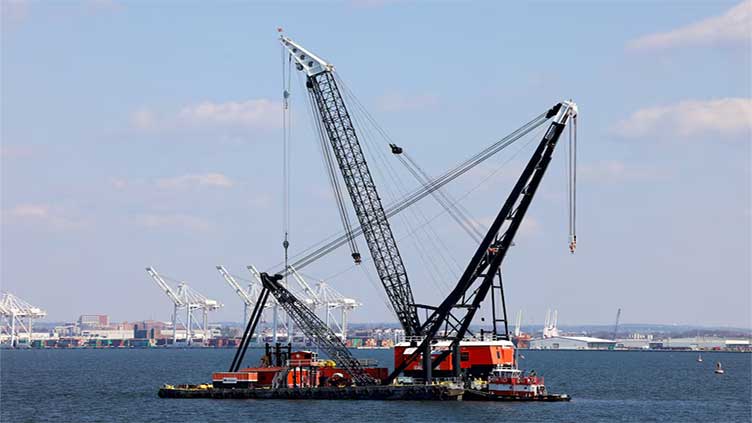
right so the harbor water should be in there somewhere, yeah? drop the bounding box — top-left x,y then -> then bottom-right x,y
1,349 -> 750,422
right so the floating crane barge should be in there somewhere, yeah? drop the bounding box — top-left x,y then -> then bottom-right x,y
159,32 -> 577,402
158,342 -> 568,401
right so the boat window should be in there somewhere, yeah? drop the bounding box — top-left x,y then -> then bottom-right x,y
460,352 -> 469,361
496,350 -> 501,359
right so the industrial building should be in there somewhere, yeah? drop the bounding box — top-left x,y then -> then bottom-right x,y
529,336 -> 617,350
649,337 -> 751,351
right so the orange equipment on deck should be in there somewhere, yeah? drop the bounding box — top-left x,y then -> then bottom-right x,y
394,339 -> 516,379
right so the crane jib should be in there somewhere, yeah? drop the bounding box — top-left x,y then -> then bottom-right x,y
305,70 -> 422,337
384,103 -> 576,384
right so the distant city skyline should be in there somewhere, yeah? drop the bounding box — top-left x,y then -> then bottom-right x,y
2,1 -> 750,328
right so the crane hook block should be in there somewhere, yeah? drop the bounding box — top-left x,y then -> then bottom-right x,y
352,252 -> 362,264
389,144 -> 403,155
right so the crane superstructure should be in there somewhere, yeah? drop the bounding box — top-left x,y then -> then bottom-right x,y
279,34 -> 577,383
0,291 -> 46,347
388,101 -> 578,382
279,36 -> 421,337
146,267 -> 222,346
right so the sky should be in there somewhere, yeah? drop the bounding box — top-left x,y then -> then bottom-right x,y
1,0 -> 750,329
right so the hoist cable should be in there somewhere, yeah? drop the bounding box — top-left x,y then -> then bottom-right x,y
306,88 -> 360,258
281,49 -> 293,280
272,122 -> 548,275
267,114 -> 550,274
344,80 -> 465,283
342,85 -> 455,288
398,152 -> 484,242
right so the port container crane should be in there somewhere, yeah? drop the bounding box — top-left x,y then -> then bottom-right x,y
146,267 -> 222,346
279,36 -> 421,337
315,281 -> 361,340
216,265 -> 268,327
0,291 -> 46,347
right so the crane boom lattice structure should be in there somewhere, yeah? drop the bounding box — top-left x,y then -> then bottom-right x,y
231,272 -> 376,385
387,101 -> 578,383
281,36 -> 420,337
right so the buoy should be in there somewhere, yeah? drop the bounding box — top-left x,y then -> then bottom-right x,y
714,362 -> 725,374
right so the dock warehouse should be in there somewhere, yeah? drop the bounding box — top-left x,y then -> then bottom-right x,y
529,336 -> 617,350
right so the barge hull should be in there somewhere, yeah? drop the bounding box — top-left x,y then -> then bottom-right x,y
463,389 -> 571,402
159,385 -> 463,401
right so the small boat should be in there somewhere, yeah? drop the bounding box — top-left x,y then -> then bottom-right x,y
714,362 -> 724,374
485,365 -> 551,399
697,354 -> 703,363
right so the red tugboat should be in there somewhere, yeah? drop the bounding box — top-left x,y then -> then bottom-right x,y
486,365 -> 547,398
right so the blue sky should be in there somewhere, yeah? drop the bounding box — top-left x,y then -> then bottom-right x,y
2,0 -> 750,328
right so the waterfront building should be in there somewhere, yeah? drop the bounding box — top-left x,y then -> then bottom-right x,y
529,336 -> 617,350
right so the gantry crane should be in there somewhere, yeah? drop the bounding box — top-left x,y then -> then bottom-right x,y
146,267 -> 222,346
0,291 -> 46,347
315,281 -> 360,341
216,265 -> 268,326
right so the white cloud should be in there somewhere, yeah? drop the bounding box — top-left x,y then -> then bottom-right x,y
348,0 -> 403,8
627,0 -> 752,50
130,109 -> 156,130
615,98 -> 752,139
110,178 -> 129,190
376,92 -> 438,112
468,214 -> 541,238
0,145 -> 34,159
155,173 -> 234,190
579,160 -> 667,183
2,204 -> 84,230
1,0 -> 29,26
135,214 -> 211,232
7,204 -> 49,219
519,216 -> 541,237
86,0 -> 123,13
131,99 -> 280,132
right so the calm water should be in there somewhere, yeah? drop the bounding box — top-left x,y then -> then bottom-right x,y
1,348 -> 750,422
